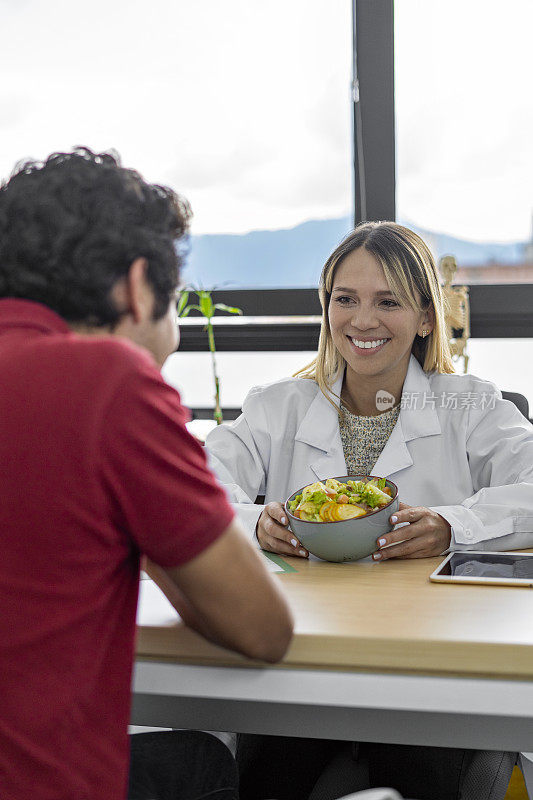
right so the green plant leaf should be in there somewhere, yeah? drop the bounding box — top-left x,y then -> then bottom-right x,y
199,292 -> 214,318
176,291 -> 189,316
178,286 -> 241,425
179,303 -> 201,318
214,303 -> 242,315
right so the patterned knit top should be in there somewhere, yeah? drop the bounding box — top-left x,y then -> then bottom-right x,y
339,402 -> 400,476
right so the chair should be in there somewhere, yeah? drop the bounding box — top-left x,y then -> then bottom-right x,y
309,746 -> 515,800
502,391 -> 530,421
518,753 -> 533,798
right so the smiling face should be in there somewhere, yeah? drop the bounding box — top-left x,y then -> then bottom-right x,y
328,246 -> 433,394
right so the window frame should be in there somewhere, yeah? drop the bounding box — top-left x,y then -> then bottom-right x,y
179,0 -> 532,353
178,284 -> 533,352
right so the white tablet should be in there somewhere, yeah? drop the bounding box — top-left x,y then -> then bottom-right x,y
430,551 -> 533,587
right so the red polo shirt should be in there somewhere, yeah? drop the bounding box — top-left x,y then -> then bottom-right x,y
0,299 -> 234,800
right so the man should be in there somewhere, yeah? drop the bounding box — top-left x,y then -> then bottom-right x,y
0,148 -> 293,800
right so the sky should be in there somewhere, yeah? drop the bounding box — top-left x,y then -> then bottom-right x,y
0,0 -> 531,242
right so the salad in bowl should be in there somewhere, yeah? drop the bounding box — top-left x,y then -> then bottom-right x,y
284,475 -> 399,562
287,477 -> 393,522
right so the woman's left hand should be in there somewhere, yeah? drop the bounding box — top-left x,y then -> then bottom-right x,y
372,502 -> 452,560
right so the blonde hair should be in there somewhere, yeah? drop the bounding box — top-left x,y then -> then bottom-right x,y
295,221 -> 454,402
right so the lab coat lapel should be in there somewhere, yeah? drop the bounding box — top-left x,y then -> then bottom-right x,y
295,373 -> 347,481
373,356 -> 442,479
371,418 -> 413,478
294,358 -> 442,483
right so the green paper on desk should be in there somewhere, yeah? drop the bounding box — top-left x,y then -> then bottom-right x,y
139,552 -> 295,589
261,552 -> 297,573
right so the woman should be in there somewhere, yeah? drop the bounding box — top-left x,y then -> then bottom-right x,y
207,221 -> 533,561
205,222 -> 532,799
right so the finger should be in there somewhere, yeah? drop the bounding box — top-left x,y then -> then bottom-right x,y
266,501 -> 289,527
260,532 -> 309,558
373,536 -> 429,561
389,505 -> 428,526
399,529 -> 450,558
266,505 -> 307,553
375,526 -> 449,560
398,502 -> 412,511
377,522 -> 425,549
259,516 -> 308,557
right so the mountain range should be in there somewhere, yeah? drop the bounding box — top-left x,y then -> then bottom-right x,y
182,216 -> 528,289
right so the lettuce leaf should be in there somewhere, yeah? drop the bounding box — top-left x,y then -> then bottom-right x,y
300,490 -> 328,507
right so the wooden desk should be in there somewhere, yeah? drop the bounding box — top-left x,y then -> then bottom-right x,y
132,554 -> 533,750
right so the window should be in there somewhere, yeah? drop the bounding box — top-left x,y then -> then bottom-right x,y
3,1 -> 531,409
1,0 -> 353,289
395,0 -> 533,283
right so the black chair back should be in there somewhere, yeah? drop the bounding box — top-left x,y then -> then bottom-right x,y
502,391 -> 530,421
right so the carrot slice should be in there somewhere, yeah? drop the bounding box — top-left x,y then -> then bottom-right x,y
319,501 -> 336,521
333,504 -> 367,520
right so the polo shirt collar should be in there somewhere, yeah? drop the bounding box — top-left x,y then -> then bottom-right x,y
0,299 -> 72,335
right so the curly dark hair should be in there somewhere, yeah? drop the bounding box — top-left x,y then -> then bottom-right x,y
0,147 -> 191,326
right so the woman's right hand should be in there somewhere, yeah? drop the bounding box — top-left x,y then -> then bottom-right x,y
256,502 -> 309,558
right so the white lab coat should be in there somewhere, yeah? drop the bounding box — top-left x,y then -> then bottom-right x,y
206,356 -> 533,550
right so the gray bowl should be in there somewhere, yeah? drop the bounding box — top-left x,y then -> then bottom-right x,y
285,475 -> 399,563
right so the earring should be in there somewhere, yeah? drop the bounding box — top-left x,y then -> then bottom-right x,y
421,329 -> 430,338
